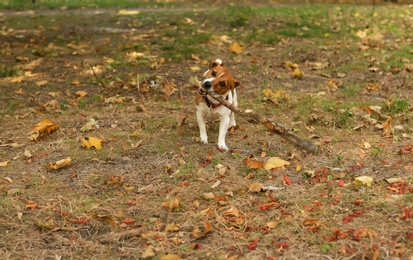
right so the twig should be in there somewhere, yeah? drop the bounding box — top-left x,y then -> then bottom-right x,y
205,90 -> 319,154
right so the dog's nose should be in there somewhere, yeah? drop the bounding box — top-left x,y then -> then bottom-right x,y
203,81 -> 212,89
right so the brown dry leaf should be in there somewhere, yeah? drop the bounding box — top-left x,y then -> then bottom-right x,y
75,90 -> 88,98
165,223 -> 180,232
243,155 -> 264,169
142,245 -> 156,259
105,96 -> 125,104
162,197 -> 180,210
35,80 -> 48,87
202,192 -> 215,200
0,161 -> 9,167
267,219 -> 280,229
248,182 -> 266,193
283,61 -> 299,70
223,206 -> 239,217
108,175 -> 125,188
37,218 -> 56,230
44,157 -> 71,170
264,157 -> 290,171
90,214 -> 116,228
26,200 -> 38,210
405,64 -> 413,72
204,218 -> 213,233
162,81 -> 177,100
10,76 -> 24,83
81,137 -> 104,150
366,82 -> 381,91
71,80 -> 81,85
230,42 -> 243,54
15,88 -> 24,94
160,254 -> 181,260
382,117 -> 393,136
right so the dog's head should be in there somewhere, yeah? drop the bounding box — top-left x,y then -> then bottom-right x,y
202,59 -> 241,95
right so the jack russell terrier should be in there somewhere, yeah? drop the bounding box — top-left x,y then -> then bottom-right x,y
196,59 -> 241,151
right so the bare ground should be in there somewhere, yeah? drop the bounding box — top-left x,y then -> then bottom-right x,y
1,4 -> 413,260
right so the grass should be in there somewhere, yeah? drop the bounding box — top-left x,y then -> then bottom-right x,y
2,2 -> 413,260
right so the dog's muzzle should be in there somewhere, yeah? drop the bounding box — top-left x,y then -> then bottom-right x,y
202,81 -> 212,90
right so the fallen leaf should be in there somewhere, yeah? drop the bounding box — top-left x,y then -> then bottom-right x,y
248,182 -> 266,192
165,223 -> 180,232
230,42 -> 243,54
80,118 -> 99,132
354,176 -> 373,187
82,137 -> 104,150
75,90 -> 88,98
31,118 -> 60,139
202,192 -> 215,200
105,96 -> 125,104
247,239 -> 258,250
292,69 -> 304,79
223,206 -> 239,217
162,197 -> 180,210
35,80 -> 48,87
0,161 -> 9,167
283,174 -> 292,185
244,155 -> 263,169
44,157 -> 71,170
162,81 -> 177,100
264,157 -> 290,171
142,245 -> 155,259
160,254 -> 181,260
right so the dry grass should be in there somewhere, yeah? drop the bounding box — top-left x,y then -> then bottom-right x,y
1,3 -> 413,259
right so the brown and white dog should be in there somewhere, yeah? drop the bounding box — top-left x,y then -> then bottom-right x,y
196,59 -> 241,151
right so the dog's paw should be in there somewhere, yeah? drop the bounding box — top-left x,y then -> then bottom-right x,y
200,136 -> 208,144
218,143 -> 229,151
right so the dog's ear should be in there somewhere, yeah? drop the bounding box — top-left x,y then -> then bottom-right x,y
234,79 -> 244,89
209,58 -> 223,68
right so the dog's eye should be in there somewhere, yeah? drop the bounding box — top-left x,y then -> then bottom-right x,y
219,81 -> 226,87
211,71 -> 217,77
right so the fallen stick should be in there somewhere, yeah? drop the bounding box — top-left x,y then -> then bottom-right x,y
205,90 -> 319,154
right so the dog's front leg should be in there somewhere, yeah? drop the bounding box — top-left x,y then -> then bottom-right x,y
196,110 -> 208,144
218,115 -> 230,151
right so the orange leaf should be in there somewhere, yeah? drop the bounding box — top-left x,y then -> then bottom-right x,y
229,42 -> 243,54
122,218 -> 136,224
283,174 -> 292,185
243,155 -> 263,169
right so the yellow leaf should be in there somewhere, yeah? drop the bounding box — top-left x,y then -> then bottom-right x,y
30,118 -> 60,140
190,66 -> 201,72
75,90 -> 88,98
354,176 -> 373,187
0,161 -> 9,167
44,158 -> 71,170
105,96 -> 124,104
82,137 -> 104,150
248,182 -> 266,193
264,157 -> 290,171
117,9 -> 140,15
160,254 -> 181,260
71,80 -> 80,85
15,88 -> 24,94
230,42 -> 243,54
292,69 -> 304,79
